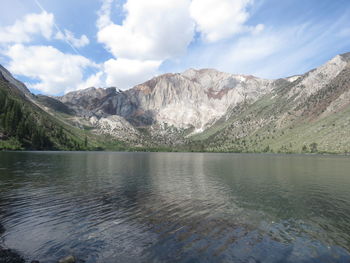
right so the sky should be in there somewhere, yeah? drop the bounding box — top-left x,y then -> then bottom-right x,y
0,0 -> 350,95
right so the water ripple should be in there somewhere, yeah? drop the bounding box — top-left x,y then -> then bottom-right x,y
0,152 -> 350,262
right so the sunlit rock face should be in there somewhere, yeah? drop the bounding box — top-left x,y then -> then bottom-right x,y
287,55 -> 348,100
59,68 -> 273,133
55,52 -> 350,141
129,69 -> 274,132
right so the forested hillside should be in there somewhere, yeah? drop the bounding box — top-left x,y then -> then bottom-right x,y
0,76 -> 88,150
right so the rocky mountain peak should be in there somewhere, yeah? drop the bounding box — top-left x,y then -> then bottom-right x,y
60,68 -> 273,132
340,52 -> 350,62
287,54 -> 348,101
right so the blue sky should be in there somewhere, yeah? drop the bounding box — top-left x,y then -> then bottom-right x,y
1,0 -> 350,95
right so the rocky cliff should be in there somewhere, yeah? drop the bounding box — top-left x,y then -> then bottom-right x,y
57,68 -> 275,138
2,52 -> 350,153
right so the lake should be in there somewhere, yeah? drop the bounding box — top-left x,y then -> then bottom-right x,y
0,152 -> 350,262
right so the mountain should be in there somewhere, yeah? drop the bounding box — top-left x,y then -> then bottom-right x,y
0,65 -> 33,99
0,66 -> 117,150
60,69 -> 273,130
195,53 -> 350,153
1,52 -> 350,153
56,68 -> 275,146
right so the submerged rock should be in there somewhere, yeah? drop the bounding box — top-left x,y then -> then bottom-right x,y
0,223 -> 25,263
0,247 -> 25,263
58,255 -> 76,263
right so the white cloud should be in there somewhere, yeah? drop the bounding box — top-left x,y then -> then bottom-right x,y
76,71 -> 105,91
0,10 -> 95,94
97,0 -> 195,60
252,24 -> 265,35
174,16 -> 350,80
5,44 -> 97,94
104,58 -> 161,89
1,0 -> 348,96
226,35 -> 282,64
170,33 -> 284,77
97,0 -> 114,29
55,29 -> 90,48
0,11 -> 54,44
75,58 -> 162,91
95,0 -> 264,90
96,0 -> 197,90
190,0 -> 260,42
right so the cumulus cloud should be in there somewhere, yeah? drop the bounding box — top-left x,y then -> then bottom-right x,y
96,0 -> 196,90
74,58 -> 161,91
76,71 -> 105,92
97,0 -> 114,29
95,0 -> 264,90
0,0 -> 266,94
0,9 -> 96,94
55,30 -> 90,48
190,0 -> 261,42
97,0 -> 194,60
0,11 -> 54,43
104,58 -> 161,89
5,44 -> 97,94
97,0 -> 195,60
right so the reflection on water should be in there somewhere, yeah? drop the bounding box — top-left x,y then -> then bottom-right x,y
0,152 -> 350,262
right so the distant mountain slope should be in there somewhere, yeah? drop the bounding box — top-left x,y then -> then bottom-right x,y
0,65 -> 32,98
36,95 -> 75,115
194,53 -> 350,153
0,67 -> 94,150
1,52 -> 350,153
59,69 -> 273,132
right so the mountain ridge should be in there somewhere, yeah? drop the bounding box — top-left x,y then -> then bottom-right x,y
1,52 -> 350,153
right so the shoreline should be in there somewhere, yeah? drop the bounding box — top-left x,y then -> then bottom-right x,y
1,149 -> 350,157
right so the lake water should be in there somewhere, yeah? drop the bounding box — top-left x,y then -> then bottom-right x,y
0,152 -> 350,263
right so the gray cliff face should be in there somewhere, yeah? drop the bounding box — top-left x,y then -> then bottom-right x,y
40,52 -> 350,145
58,68 -> 274,134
